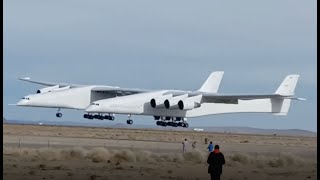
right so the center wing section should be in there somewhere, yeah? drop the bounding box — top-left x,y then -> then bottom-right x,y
91,86 -> 149,96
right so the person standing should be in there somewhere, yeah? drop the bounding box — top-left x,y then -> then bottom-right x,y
207,141 -> 214,152
192,141 -> 197,149
207,145 -> 225,180
182,139 -> 188,154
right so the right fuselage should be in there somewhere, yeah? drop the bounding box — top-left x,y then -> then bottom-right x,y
85,90 -> 280,118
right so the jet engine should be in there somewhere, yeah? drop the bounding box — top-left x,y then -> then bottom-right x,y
36,85 -> 59,93
178,100 -> 201,110
150,94 -> 173,108
164,94 -> 188,109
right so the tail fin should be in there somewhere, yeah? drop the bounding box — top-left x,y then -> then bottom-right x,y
198,71 -> 224,93
275,75 -> 299,96
272,74 -> 300,116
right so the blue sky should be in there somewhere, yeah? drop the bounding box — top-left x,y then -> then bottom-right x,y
4,0 -> 317,131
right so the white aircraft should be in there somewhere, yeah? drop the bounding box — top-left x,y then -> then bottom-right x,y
14,71 -> 305,128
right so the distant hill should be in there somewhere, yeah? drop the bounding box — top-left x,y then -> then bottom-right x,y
192,126 -> 317,137
3,117 -> 7,123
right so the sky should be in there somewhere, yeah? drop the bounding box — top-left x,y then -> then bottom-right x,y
3,0 -> 317,131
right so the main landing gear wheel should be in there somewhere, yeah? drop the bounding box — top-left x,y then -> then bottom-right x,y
56,113 -> 62,118
126,119 -> 133,125
104,115 -> 115,121
182,123 -> 189,128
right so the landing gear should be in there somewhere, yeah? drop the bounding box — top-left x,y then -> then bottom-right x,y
56,113 -> 62,118
126,115 -> 133,125
182,122 -> 189,128
56,108 -> 62,118
83,113 -> 115,121
104,115 -> 115,121
155,117 -> 188,128
126,119 -> 133,125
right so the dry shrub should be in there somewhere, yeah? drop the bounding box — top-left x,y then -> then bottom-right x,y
60,147 -> 87,160
135,151 -> 155,162
183,149 -> 207,163
4,147 -> 309,168
112,149 -> 136,162
37,148 -> 61,161
87,147 -> 111,163
230,153 -> 251,164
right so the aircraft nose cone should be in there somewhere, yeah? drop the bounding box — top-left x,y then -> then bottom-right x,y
16,99 -> 28,106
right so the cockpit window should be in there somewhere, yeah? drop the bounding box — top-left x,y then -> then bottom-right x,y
91,103 -> 100,106
22,97 -> 30,100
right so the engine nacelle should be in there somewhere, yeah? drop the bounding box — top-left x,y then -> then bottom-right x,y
37,85 -> 59,93
178,100 -> 201,110
164,94 -> 188,109
150,94 -> 173,108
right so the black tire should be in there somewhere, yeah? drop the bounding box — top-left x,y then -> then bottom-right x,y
88,115 -> 93,119
177,122 -> 182,127
129,120 -> 133,124
173,123 -> 178,127
184,123 -> 189,128
56,113 -> 62,118
156,121 -> 161,126
109,116 -> 115,121
83,114 -> 88,118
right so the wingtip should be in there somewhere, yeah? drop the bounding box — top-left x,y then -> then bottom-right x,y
18,77 -> 31,80
297,97 -> 307,101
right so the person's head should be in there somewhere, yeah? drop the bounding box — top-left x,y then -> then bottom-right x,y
214,145 -> 220,150
210,141 -> 212,144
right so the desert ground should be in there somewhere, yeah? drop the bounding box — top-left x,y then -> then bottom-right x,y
3,124 -> 317,180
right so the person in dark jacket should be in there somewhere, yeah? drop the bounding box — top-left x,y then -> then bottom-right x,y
207,145 -> 225,180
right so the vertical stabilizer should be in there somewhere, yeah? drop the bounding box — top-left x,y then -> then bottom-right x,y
275,75 -> 299,96
198,71 -> 224,93
273,74 -> 300,115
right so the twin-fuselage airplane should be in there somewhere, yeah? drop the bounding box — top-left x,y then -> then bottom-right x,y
14,71 -> 305,128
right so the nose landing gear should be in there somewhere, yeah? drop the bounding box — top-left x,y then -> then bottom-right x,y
56,108 -> 62,118
126,115 -> 133,125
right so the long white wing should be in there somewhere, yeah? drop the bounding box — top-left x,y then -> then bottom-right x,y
18,77 -> 84,88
